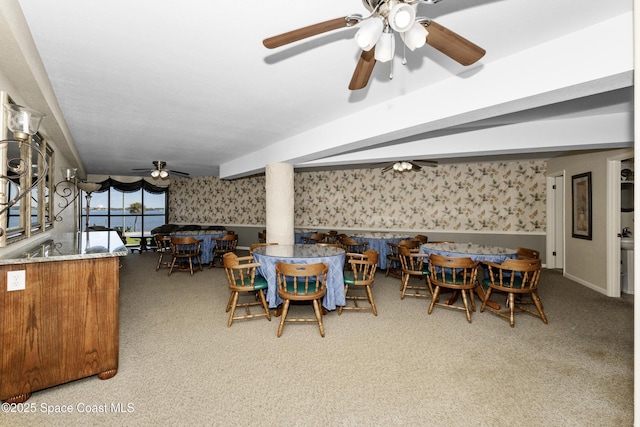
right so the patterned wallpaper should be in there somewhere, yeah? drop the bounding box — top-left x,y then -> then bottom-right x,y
169,160 -> 546,233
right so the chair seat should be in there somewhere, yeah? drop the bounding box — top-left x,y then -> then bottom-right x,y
343,271 -> 368,285
406,267 -> 430,276
235,274 -> 268,290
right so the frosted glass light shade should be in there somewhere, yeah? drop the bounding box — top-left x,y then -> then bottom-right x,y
401,22 -> 428,51
355,17 -> 384,51
159,170 -> 169,179
151,169 -> 160,178
77,182 -> 101,193
388,4 -> 416,32
4,103 -> 45,137
374,30 -> 395,62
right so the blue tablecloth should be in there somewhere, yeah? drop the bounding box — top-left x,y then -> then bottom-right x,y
170,231 -> 227,264
253,244 -> 346,310
420,243 -> 517,264
351,236 -> 412,270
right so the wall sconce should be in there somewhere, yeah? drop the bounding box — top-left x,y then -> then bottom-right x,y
53,167 -> 79,221
0,103 -> 47,237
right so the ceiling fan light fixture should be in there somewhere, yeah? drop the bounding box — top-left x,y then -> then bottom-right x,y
388,3 -> 416,33
159,170 -> 169,179
401,22 -> 428,51
374,28 -> 395,62
151,169 -> 160,178
393,161 -> 414,172
355,17 -> 384,51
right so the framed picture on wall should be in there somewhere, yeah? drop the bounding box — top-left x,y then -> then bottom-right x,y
572,172 -> 592,240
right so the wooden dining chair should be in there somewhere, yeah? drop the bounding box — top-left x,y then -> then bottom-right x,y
154,233 -> 171,271
340,249 -> 379,316
301,233 -> 326,244
413,234 -> 428,244
168,236 -> 203,276
222,253 -> 271,327
386,239 -> 420,277
481,258 -> 547,327
210,234 -> 238,268
340,236 -> 369,254
258,230 -> 267,243
517,247 -> 540,259
275,262 -> 328,337
427,254 -> 479,323
398,245 -> 432,299
326,230 -> 339,243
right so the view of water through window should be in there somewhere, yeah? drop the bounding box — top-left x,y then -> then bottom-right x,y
81,188 -> 167,242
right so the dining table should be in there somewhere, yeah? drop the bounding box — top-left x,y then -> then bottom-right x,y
351,233 -> 414,270
420,242 -> 518,309
252,244 -> 346,311
169,230 -> 227,265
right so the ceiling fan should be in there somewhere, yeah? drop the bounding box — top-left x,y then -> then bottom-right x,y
132,161 -> 190,179
263,0 -> 486,90
381,159 -> 437,172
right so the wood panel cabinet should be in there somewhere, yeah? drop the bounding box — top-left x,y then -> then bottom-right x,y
0,257 -> 119,403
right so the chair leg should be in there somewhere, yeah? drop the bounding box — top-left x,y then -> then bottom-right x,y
156,252 -> 163,271
168,258 -> 177,276
460,289 -> 472,323
480,287 -> 493,312
277,300 -> 291,337
225,291 -> 234,312
257,290 -> 271,321
428,286 -> 441,314
227,292 -> 240,327
365,285 -> 377,316
338,285 -> 348,315
400,274 -> 409,299
312,299 -> 325,337
531,292 -> 548,324
508,292 -> 516,327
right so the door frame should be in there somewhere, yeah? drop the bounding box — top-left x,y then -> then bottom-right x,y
546,173 -> 564,270
606,150 -> 634,297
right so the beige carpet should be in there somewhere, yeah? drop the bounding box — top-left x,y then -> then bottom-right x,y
4,251 -> 634,426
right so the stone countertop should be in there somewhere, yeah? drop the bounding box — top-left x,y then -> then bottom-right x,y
0,231 -> 128,265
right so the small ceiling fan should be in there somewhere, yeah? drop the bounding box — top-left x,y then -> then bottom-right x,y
132,161 -> 190,179
263,0 -> 486,90
381,159 -> 437,172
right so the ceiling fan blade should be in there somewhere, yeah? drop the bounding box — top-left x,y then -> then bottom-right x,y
132,168 -> 151,171
422,20 -> 486,66
410,162 -> 423,171
349,48 -> 376,90
263,16 -> 359,49
381,164 -> 393,173
170,170 -> 190,177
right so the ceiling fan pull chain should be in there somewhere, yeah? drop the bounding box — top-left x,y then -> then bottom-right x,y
402,42 -> 407,65
389,57 -> 394,80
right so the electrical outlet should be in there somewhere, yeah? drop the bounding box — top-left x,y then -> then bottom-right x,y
7,270 -> 26,291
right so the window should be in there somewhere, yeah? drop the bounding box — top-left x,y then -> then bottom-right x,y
80,179 -> 168,244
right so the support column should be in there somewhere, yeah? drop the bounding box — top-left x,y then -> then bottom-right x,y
265,163 -> 294,245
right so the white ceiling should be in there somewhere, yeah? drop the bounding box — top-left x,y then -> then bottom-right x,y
10,0 -> 635,179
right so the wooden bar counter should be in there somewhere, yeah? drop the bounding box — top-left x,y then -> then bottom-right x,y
0,231 -> 126,403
